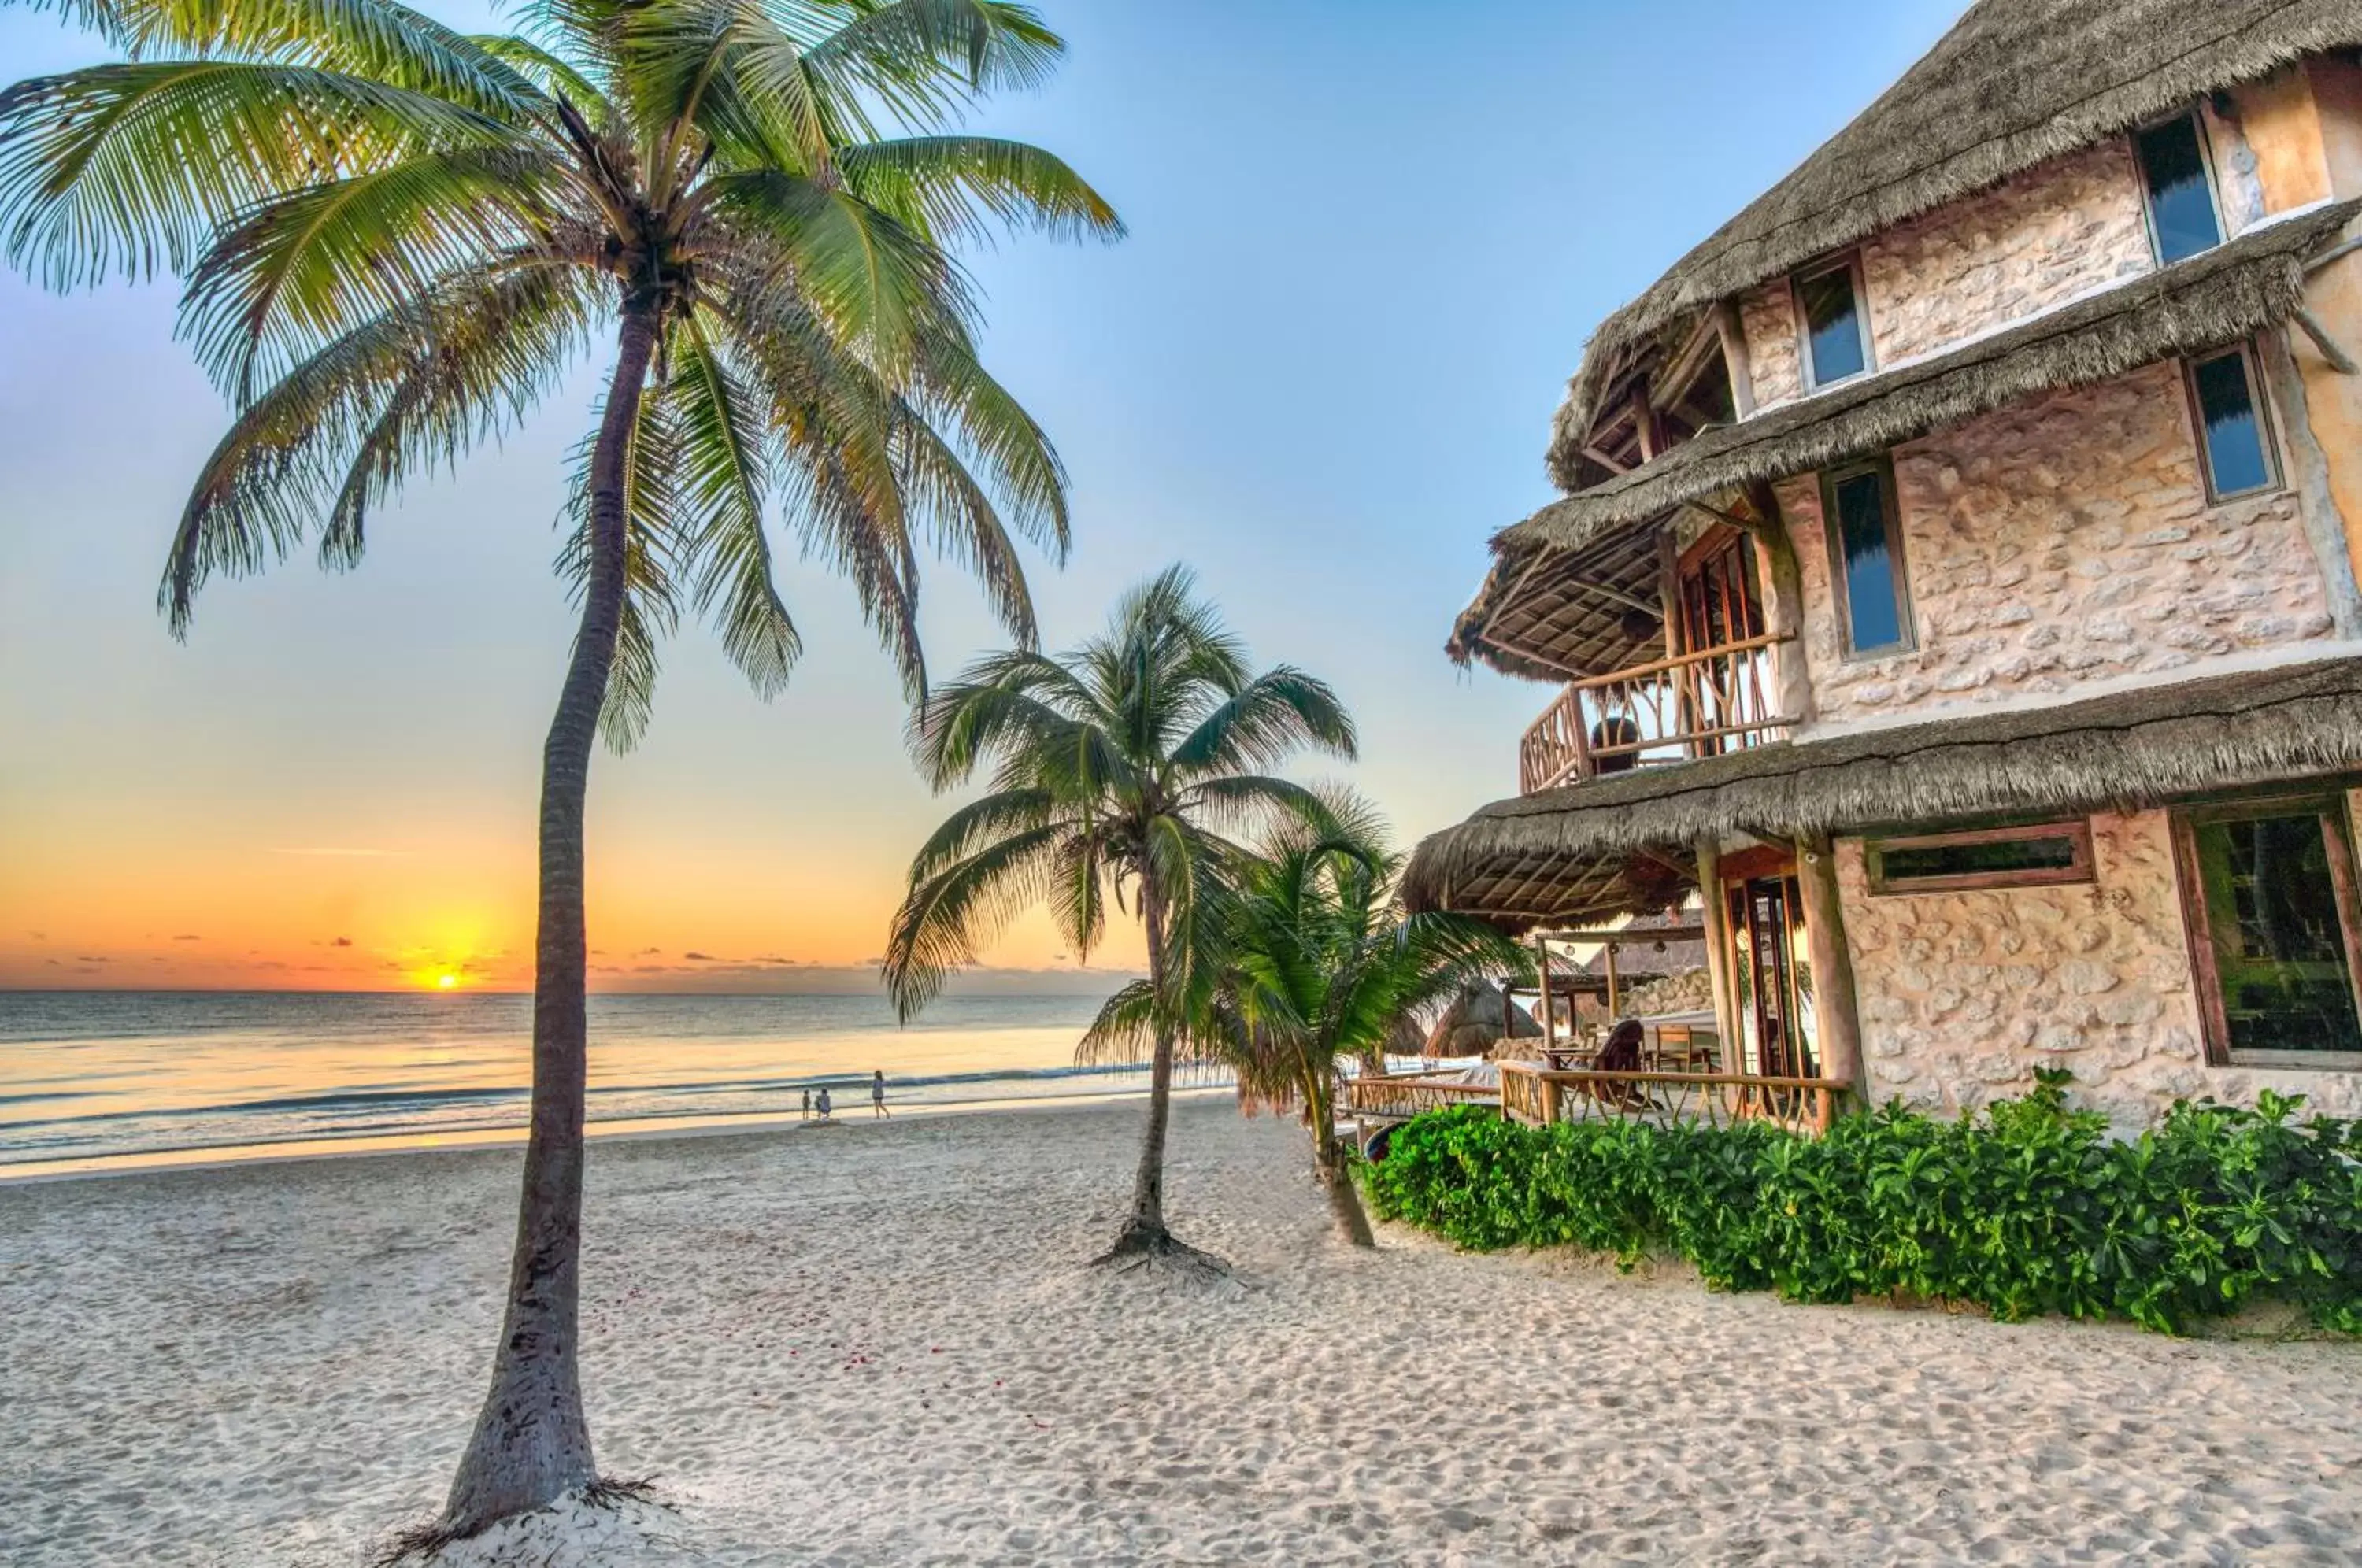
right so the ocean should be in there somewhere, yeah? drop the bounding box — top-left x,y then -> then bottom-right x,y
0,989 -> 1216,1176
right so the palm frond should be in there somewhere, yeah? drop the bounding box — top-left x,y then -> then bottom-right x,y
802,0 -> 1063,126
882,819 -> 1067,1019
162,263 -> 598,634
839,135 -> 1119,246
46,0 -> 553,121
674,316 -> 800,697
181,144 -> 561,405
0,61 -> 522,287
557,379 -> 692,750
1170,666 -> 1358,778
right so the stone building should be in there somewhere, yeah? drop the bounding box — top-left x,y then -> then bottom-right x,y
1403,0 -> 2362,1128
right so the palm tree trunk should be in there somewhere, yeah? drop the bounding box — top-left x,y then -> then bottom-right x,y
1316,1130 -> 1375,1248
1106,875 -> 1175,1256
442,305 -> 659,1536
1307,1072 -> 1375,1248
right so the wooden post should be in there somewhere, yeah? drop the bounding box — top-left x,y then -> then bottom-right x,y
1657,527 -> 1694,759
1535,935 -> 1555,1060
2256,327 -> 2362,638
1540,1072 -> 1563,1126
1603,940 -> 1621,1019
1714,301 -> 1757,418
1794,830 -> 1865,1108
1630,384 -> 1660,463
1695,837 -> 1738,1074
1743,480 -> 1815,727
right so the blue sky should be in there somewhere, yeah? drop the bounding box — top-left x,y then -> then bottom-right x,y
0,0 -> 1966,988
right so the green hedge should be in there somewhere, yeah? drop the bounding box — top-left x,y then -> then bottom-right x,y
1360,1071 -> 2362,1334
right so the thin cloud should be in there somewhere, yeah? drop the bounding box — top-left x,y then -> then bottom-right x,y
329,937 -> 353,948
683,952 -> 718,962
268,847 -> 412,859
173,934 -> 202,942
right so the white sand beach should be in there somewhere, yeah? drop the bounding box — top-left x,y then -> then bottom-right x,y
5,1096 -> 2360,1566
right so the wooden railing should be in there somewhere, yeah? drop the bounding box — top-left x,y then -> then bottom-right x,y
1519,634 -> 1794,795
1498,1060 -> 1846,1136
1342,1074 -> 1501,1123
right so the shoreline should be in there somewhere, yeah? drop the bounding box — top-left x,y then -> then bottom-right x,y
0,1079 -> 1234,1185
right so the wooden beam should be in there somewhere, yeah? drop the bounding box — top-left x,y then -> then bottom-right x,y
1535,934 -> 1556,1058
1581,444 -> 1632,475
2256,327 -> 2362,638
1472,627 -> 1589,681
1713,301 -> 1758,418
1742,480 -> 1816,727
1694,838 -> 1740,1074
1686,498 -> 1769,538
1603,939 -> 1621,1018
2305,234 -> 2362,274
1659,313 -> 1724,408
1794,831 -> 1864,1106
2294,305 -> 2360,375
1533,923 -> 1708,944
1630,384 -> 1660,464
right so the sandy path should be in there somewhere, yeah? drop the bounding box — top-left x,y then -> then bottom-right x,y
2,1096 -> 2359,1565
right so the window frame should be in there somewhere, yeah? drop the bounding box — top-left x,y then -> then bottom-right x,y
1818,454 -> 1917,660
1790,252 -> 1875,391
2134,108 -> 2227,268
1864,819 -> 2097,897
2169,792 -> 2362,1071
2182,341 -> 2282,504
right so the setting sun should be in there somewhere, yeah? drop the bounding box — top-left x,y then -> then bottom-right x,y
435,974 -> 458,990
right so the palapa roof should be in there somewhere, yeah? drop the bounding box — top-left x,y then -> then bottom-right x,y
1546,0 -> 2362,491
1404,655 -> 2362,929
1451,198 -> 2361,684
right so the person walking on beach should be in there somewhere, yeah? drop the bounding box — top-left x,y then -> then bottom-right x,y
800,1088 -> 812,1122
815,1087 -> 832,1122
872,1070 -> 890,1119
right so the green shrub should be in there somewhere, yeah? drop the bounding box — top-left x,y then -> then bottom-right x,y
1359,1074 -> 2362,1334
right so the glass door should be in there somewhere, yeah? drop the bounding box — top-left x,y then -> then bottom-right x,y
1724,871 -> 1820,1078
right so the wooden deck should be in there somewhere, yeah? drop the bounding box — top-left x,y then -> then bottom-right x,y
1344,1063 -> 1849,1137
1499,1060 -> 1846,1135
1341,1072 -> 1501,1124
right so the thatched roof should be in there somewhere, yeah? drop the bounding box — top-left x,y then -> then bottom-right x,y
1451,199 -> 2358,683
1525,202 -> 2351,553
1546,0 -> 2362,490
1420,978 -> 1542,1058
1405,654 -> 2362,927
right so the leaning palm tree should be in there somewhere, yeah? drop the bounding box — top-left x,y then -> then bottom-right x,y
883,564 -> 1355,1264
1083,799 -> 1524,1245
2,0 -> 1116,1535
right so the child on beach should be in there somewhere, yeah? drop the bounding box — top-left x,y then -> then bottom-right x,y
815,1087 -> 832,1121
801,1089 -> 811,1121
872,1070 -> 890,1118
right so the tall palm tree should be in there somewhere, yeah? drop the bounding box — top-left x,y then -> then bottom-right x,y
1,0 -> 1116,1534
1083,800 -> 1524,1245
883,565 -> 1355,1263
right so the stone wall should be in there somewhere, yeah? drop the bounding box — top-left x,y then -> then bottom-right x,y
1738,141 -> 2154,411
1838,810 -> 2362,1128
1858,140 -> 2153,368
1775,361 -> 2338,725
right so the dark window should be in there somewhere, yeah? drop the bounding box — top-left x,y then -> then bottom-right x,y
2136,113 -> 2223,265
2187,348 -> 2275,498
1822,461 -> 1912,656
1867,822 -> 2095,895
2175,800 -> 2362,1064
1796,261 -> 1868,386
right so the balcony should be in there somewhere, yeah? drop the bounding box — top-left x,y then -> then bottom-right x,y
1519,634 -> 1795,795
